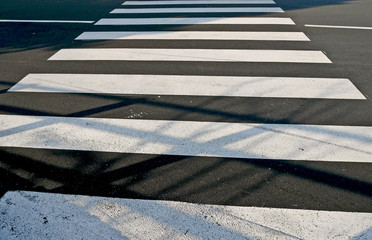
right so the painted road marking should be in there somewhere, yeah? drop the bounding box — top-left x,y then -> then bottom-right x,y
123,0 -> 276,5
0,115 -> 371,162
110,7 -> 283,13
75,31 -> 310,41
305,24 -> 372,30
95,17 -> 295,25
49,48 -> 332,63
1,191 -> 371,239
0,19 -> 94,24
9,74 -> 365,99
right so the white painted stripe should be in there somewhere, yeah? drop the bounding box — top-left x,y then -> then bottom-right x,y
95,17 -> 295,25
123,0 -> 276,5
75,31 -> 310,41
8,74 -> 365,99
2,191 -> 372,240
0,115 -> 371,162
110,7 -> 283,13
49,48 -> 332,63
305,24 -> 372,30
0,19 -> 94,24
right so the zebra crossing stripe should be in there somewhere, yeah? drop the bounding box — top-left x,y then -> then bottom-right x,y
0,115 -> 371,162
75,31 -> 310,41
49,48 -> 332,63
8,74 -> 365,99
2,191 -> 372,239
305,24 -> 372,30
123,0 -> 276,5
95,17 -> 295,25
110,7 -> 283,13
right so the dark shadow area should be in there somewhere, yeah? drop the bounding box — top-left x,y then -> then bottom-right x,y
0,94 -> 291,124
0,147 -> 371,212
0,13 -> 286,55
275,0 -> 352,11
0,23 -> 96,55
0,167 -> 36,195
0,0 -> 357,55
0,0 -> 124,21
1,91 -> 371,126
0,0 -> 126,54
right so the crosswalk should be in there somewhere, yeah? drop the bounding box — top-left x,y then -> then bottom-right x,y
1,0 -> 371,238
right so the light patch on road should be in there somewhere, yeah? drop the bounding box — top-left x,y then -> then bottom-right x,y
95,17 -> 295,25
48,48 -> 332,63
9,74 -> 365,99
305,24 -> 372,30
1,191 -> 371,239
0,115 -> 371,162
110,7 -> 283,13
75,31 -> 310,41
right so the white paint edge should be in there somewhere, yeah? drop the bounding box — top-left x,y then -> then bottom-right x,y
110,7 -> 284,13
95,17 -> 295,25
0,115 -> 371,162
48,48 -> 332,63
75,31 -> 310,41
0,19 -> 94,24
1,191 -> 372,239
305,24 -> 372,30
8,74 -> 365,99
123,0 -> 276,5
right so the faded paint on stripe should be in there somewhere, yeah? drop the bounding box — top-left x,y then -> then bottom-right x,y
1,191 -> 371,239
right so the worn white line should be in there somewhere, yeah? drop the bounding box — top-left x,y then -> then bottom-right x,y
0,115 -> 371,162
95,17 -> 295,25
0,19 -> 94,24
2,191 -> 372,239
9,74 -> 365,99
49,48 -> 332,63
111,7 -> 283,13
75,31 -> 310,41
305,24 -> 372,30
123,0 -> 276,5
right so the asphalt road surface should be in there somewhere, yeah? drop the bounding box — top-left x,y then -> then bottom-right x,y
0,0 -> 371,238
